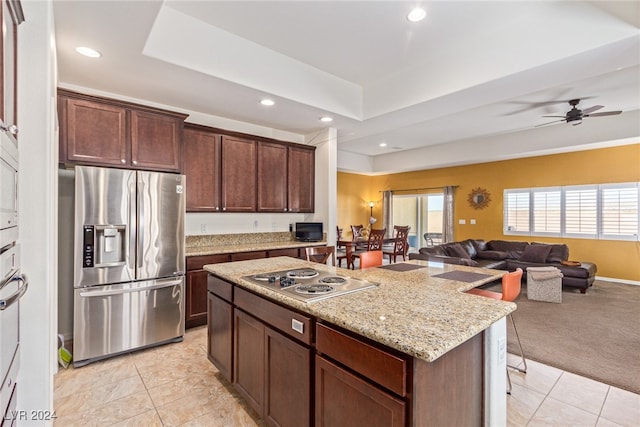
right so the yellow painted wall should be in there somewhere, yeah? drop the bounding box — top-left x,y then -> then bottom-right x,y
337,144 -> 640,282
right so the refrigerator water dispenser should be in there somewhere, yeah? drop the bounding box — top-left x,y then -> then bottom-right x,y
83,225 -> 126,267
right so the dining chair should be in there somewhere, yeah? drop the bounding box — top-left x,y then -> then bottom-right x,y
336,227 -> 349,268
423,232 -> 443,247
358,250 -> 383,269
350,224 -> 364,240
383,225 -> 410,263
351,228 -> 386,269
305,246 -> 336,266
466,268 -> 526,394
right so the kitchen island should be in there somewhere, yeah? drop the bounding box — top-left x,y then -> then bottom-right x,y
205,257 -> 514,427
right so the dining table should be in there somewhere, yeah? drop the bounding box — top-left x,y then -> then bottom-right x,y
337,236 -> 398,269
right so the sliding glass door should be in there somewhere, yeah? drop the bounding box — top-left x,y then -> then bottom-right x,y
392,193 -> 444,249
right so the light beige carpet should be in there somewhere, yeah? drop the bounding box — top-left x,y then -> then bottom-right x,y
502,280 -> 640,394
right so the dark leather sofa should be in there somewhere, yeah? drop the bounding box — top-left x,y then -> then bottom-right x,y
408,239 -> 596,293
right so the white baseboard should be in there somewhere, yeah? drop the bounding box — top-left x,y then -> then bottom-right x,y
595,276 -> 640,286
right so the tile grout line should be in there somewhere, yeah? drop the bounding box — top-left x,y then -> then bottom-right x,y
594,386 -> 612,427
524,369 -> 566,425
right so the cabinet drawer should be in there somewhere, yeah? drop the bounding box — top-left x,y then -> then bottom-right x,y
187,254 -> 231,271
207,275 -> 233,302
267,248 -> 300,258
235,287 -> 312,345
316,323 -> 407,397
231,251 -> 267,261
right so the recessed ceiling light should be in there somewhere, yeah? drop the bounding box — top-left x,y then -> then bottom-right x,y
407,7 -> 426,22
75,46 -> 102,58
379,143 -> 387,147
319,116 -> 333,123
260,99 -> 275,106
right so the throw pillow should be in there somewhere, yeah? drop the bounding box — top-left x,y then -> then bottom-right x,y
508,250 -> 523,260
477,250 -> 509,260
532,242 -> 569,263
444,243 -> 472,259
519,244 -> 552,263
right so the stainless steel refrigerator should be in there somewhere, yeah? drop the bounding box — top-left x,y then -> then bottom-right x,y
73,165 -> 185,366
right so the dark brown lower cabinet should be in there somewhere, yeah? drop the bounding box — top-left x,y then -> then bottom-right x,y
186,254 -> 231,328
315,356 -> 406,427
265,327 -> 311,427
207,292 -> 233,382
186,270 -> 209,328
234,308 -> 311,427
234,309 -> 265,414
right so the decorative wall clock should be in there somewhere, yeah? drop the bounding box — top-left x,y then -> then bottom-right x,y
467,187 -> 491,210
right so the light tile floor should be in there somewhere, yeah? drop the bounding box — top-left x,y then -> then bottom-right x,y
54,326 -> 640,426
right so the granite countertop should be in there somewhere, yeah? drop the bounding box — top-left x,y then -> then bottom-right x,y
186,232 -> 326,257
186,240 -> 326,257
204,257 -> 515,363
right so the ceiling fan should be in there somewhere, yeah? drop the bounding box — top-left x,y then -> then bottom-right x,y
535,99 -> 622,127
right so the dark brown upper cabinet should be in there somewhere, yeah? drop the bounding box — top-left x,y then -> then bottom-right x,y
257,142 -> 315,213
287,145 -> 315,213
183,126 -> 222,211
57,89 -> 188,172
221,135 -> 257,212
184,123 -> 315,213
257,141 -> 288,212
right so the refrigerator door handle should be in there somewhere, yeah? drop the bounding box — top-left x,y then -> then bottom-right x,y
137,178 -> 144,269
0,273 -> 28,310
79,277 -> 183,297
129,178 -> 137,271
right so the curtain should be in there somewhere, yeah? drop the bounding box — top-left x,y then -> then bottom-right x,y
443,186 -> 455,243
382,190 -> 393,237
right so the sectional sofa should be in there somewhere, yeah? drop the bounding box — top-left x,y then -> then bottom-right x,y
408,239 -> 596,293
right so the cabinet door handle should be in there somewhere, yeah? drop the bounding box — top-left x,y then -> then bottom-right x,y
222,207 -> 226,211
216,207 -> 220,211
121,159 -> 126,164
133,160 -> 138,165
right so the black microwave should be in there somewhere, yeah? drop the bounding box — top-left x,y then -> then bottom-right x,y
295,222 -> 323,242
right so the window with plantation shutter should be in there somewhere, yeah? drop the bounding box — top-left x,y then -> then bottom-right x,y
504,182 -> 639,241
504,190 -> 530,234
565,186 -> 597,238
600,183 -> 639,240
533,189 -> 561,234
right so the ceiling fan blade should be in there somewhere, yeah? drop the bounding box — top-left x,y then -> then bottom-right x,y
535,119 -> 566,127
585,111 -> 622,117
541,115 -> 567,118
580,105 -> 604,115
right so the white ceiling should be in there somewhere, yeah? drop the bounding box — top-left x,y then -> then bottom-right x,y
53,1 -> 640,174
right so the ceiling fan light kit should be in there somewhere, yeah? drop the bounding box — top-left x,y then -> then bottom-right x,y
536,98 -> 622,127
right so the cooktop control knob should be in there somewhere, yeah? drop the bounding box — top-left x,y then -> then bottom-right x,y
280,277 -> 295,287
